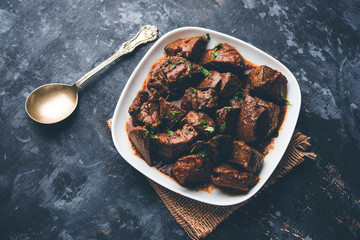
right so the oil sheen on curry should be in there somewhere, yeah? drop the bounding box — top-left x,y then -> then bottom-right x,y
126,34 -> 289,194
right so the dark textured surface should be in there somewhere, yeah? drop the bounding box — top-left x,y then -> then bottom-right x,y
1,0 -> 359,239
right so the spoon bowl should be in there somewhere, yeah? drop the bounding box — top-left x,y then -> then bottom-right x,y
25,84 -> 78,124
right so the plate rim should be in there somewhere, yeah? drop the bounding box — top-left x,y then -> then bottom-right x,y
111,26 -> 301,206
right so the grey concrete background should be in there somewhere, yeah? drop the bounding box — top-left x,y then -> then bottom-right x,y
0,0 -> 359,239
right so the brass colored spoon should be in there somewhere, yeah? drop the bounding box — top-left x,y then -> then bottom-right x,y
25,25 -> 158,124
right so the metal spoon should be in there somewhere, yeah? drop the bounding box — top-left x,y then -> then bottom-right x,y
25,25 -> 158,124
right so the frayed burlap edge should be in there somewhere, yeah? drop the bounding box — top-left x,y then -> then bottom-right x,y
107,118 -> 316,240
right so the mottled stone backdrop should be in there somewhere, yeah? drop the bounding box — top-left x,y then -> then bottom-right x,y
0,0 -> 359,239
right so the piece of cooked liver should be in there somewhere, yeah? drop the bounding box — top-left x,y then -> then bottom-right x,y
159,98 -> 187,129
180,87 -> 218,113
236,95 -> 280,142
164,36 -> 207,62
190,135 -> 233,164
172,154 -> 212,186
208,135 -> 233,164
147,63 -> 179,100
128,89 -> 162,127
248,65 -> 288,105
160,56 -> 201,94
262,99 -> 281,138
197,71 -> 243,98
211,164 -> 259,191
230,141 -> 264,173
219,72 -> 244,98
215,107 -> 239,136
180,111 -> 216,138
190,140 -> 212,157
153,124 -> 199,162
197,70 -> 222,90
128,126 -> 152,166
200,43 -> 245,76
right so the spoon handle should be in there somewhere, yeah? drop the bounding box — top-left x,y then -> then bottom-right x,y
74,25 -> 158,88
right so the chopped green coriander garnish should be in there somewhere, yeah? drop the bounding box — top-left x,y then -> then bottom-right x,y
204,126 -> 215,133
199,66 -> 211,76
205,33 -> 210,41
150,135 -> 159,140
214,43 -> 222,49
190,88 -> 197,94
171,64 -> 176,70
167,128 -> 174,137
200,119 -> 207,125
190,145 -> 196,153
165,57 -> 171,66
142,127 -> 158,139
142,128 -> 149,136
198,150 -> 207,158
170,111 -> 180,122
224,106 -> 232,111
280,93 -> 293,106
188,73 -> 192,78
233,91 -> 244,100
177,60 -> 184,65
165,94 -> 170,101
170,110 -> 180,116
259,99 -> 263,103
219,122 -> 226,133
210,49 -> 218,60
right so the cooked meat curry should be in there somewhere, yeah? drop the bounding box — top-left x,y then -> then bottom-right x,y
127,34 -> 289,193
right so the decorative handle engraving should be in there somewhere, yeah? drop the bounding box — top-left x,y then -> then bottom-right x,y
75,25 -> 158,88
119,25 -> 159,54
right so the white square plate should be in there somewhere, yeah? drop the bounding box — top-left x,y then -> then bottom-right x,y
111,27 -> 301,206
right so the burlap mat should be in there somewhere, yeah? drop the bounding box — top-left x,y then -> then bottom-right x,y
107,118 -> 316,239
